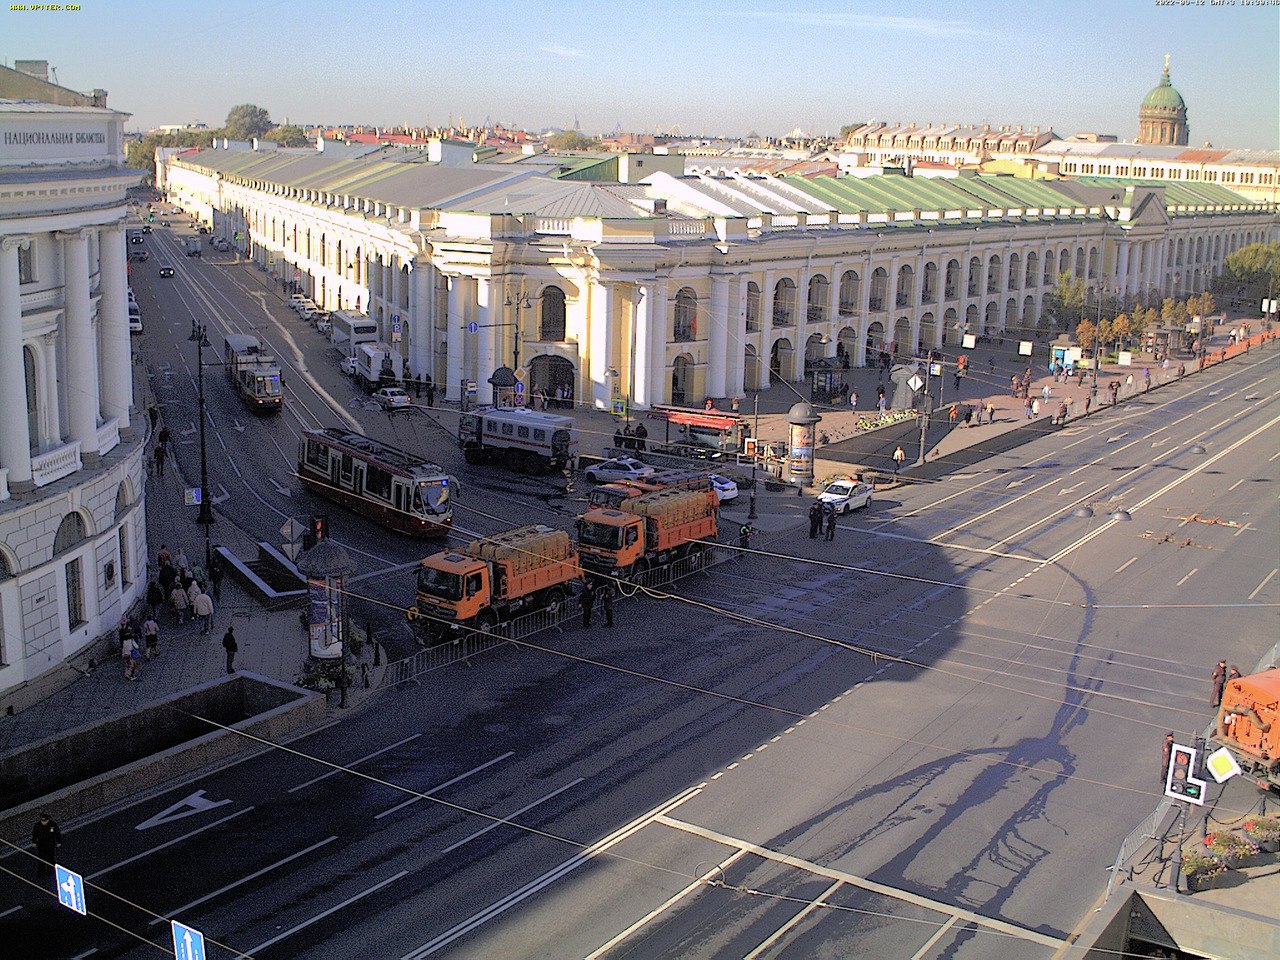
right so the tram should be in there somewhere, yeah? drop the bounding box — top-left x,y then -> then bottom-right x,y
297,428 -> 454,536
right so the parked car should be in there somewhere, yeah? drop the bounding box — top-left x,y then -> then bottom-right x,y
127,250 -> 149,262
340,355 -> 358,376
211,238 -> 230,252
158,264 -> 175,278
816,477 -> 873,514
708,474 -> 739,503
584,457 -> 655,484
373,386 -> 411,410
287,294 -> 309,310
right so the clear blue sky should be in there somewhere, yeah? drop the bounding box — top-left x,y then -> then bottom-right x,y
4,0 -> 1277,148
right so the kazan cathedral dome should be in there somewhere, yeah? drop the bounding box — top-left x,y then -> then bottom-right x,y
1137,55 -> 1189,146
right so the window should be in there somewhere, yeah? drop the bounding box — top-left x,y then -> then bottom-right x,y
673,288 -> 697,342
746,282 -> 761,332
534,429 -> 546,441
502,423 -> 514,436
517,426 -> 530,439
66,557 -> 85,629
24,346 -> 38,450
540,286 -> 567,341
18,244 -> 35,284
365,464 -> 393,502
486,420 -> 497,434
119,527 -> 132,588
305,440 -> 330,470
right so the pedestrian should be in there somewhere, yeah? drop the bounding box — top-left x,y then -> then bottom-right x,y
175,547 -> 190,576
1143,368 -> 1151,391
158,425 -> 171,450
892,445 -> 906,475
425,379 -> 435,408
153,444 -> 166,476
1211,659 -> 1227,706
949,405 -> 958,427
147,403 -> 159,430
145,578 -> 164,619
157,543 -> 172,567
731,396 -> 741,413
187,578 -> 202,608
808,501 -> 823,539
601,581 -> 615,628
580,578 -> 596,629
1178,363 -> 1185,379
32,814 -> 60,879
824,502 -> 837,541
122,631 -> 141,680
414,372 -> 422,398
170,582 -> 189,625
738,521 -> 752,559
209,549 -> 223,601
1057,401 -> 1067,425
985,401 -> 996,424
193,588 -> 215,635
1228,665 -> 1242,683
1125,373 -> 1134,390
963,407 -> 973,427
1162,732 -> 1174,784
1024,398 -> 1032,420
222,626 -> 238,673
1031,398 -> 1040,418
1042,383 -> 1051,402
142,616 -> 160,659
1084,394 -> 1092,415
634,422 -> 647,452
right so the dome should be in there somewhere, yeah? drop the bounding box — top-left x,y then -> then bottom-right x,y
1141,68 -> 1186,114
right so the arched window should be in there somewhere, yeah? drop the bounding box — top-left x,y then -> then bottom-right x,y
838,270 -> 860,314
773,278 -> 796,325
746,282 -> 761,332
0,550 -> 12,581
23,345 -> 38,451
673,287 -> 697,342
540,286 -> 567,341
54,512 -> 87,556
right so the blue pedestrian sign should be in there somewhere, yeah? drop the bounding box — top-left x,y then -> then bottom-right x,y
172,920 -> 207,960
466,321 -> 479,334
514,381 -> 525,395
55,865 -> 86,915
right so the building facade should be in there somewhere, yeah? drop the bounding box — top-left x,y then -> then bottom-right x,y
161,145 -> 1275,416
0,98 -> 145,701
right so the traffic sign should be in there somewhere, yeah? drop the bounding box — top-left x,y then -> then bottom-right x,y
907,374 -> 923,393
280,518 -> 303,542
514,381 -> 525,395
929,362 -> 942,376
184,487 -> 202,507
465,380 -> 477,396
55,865 -> 87,915
171,920 -> 207,960
1205,746 -> 1242,783
1165,743 -> 1207,805
466,321 -> 479,334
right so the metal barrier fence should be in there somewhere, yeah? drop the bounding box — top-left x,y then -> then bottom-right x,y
1104,798 -> 1178,900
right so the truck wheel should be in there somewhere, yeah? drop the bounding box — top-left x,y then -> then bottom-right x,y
544,587 -> 565,614
463,446 -> 482,465
632,558 -> 650,580
474,610 -> 498,634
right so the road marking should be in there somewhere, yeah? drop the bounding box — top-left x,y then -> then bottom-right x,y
1235,523 -> 1251,537
235,871 -> 407,960
986,484 -> 1109,551
911,916 -> 959,960
1057,481 -> 1085,495
1106,432 -> 1129,443
439,779 -> 584,855
1228,478 -> 1245,491
1114,557 -> 1138,574
585,850 -> 751,959
136,790 -> 233,830
0,905 -> 21,919
403,787 -> 703,959
654,816 -> 1064,949
376,752 -> 515,820
148,836 -> 337,926
929,475 -> 1062,542
1175,568 -> 1198,587
70,951 -> 98,960
849,526 -> 1041,563
288,734 -> 422,794
743,879 -> 844,960
1249,569 -> 1278,601
90,808 -> 254,880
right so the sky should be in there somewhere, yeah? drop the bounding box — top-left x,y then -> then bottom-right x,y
4,0 -> 1278,149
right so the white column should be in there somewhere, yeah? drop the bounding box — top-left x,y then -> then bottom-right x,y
60,229 -> 101,462
445,275 -> 464,401
390,257 -> 403,334
475,278 -> 495,404
632,284 -> 653,409
409,262 -> 431,380
759,271 -> 775,390
707,273 -> 729,399
98,224 -> 132,435
590,280 -> 616,411
1115,242 -> 1129,299
726,276 -> 747,400
41,333 -> 61,448
0,237 -> 33,490
648,279 -> 669,406
826,265 -> 841,332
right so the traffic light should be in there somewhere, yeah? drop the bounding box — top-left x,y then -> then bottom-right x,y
311,515 -> 329,543
1165,744 -> 1206,805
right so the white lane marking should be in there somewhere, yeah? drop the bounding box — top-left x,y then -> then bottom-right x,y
148,836 -> 337,926
1057,481 -> 1085,495
136,790 -> 233,831
288,734 -> 422,794
1106,432 -> 1129,443
929,474 -> 1064,542
439,779 -> 585,855
70,950 -> 98,960
585,849 -> 752,959
376,752 -> 515,820
1176,568 -> 1198,587
1115,557 -> 1138,574
403,787 -> 703,959
1249,569 -> 1278,601
743,879 -> 844,960
1229,478 -> 1245,491
911,916 -> 960,960
235,871 -> 407,960
1235,523 -> 1251,537
987,484 -> 1110,551
0,905 -> 22,919
847,526 -> 1041,563
91,808 -> 254,880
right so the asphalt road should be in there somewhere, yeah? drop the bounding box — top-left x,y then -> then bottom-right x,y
1,231 -> 1275,958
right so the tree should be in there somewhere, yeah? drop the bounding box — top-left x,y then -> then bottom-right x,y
125,129 -> 217,169
839,123 -> 864,140
1096,318 -> 1114,355
1075,318 -> 1097,354
1110,312 -> 1131,350
1218,242 -> 1280,304
545,130 -> 599,151
1046,270 -> 1087,329
224,104 -> 272,140
264,124 -> 310,147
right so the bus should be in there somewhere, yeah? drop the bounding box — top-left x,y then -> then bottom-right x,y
458,406 -> 577,474
297,428 -> 454,537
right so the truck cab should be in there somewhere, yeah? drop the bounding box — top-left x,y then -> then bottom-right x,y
415,553 -> 490,624
576,510 -> 644,576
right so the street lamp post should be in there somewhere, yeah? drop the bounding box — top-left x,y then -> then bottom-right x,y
188,321 -> 214,573
748,392 -> 759,521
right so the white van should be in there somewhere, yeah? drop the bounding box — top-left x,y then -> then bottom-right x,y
330,310 -> 379,348
128,303 -> 143,335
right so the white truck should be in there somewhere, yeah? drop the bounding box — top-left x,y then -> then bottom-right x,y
353,341 -> 404,392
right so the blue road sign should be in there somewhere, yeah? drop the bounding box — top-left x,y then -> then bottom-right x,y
514,381 -> 525,395
466,321 -> 479,334
55,865 -> 86,915
172,920 -> 207,960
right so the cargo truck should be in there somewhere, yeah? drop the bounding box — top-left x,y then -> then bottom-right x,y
459,406 -> 577,474
1211,666 -> 1280,792
185,236 -> 202,257
409,524 -> 581,634
223,334 -> 283,412
353,341 -> 403,392
576,488 -> 717,580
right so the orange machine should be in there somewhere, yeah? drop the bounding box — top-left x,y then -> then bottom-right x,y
577,488 -> 718,580
410,525 -> 580,634
1212,667 -> 1280,790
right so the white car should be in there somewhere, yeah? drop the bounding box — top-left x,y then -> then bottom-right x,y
708,474 -> 739,503
340,355 -> 358,376
373,386 -> 412,410
817,478 -> 873,514
584,457 -> 655,484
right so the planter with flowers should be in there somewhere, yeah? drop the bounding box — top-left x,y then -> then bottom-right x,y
1203,831 -> 1259,867
1181,850 -> 1227,891
1241,817 -> 1280,853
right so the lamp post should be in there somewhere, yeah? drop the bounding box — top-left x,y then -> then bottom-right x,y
188,321 -> 214,573
501,293 -> 531,371
1092,281 -> 1105,397
748,391 -> 759,521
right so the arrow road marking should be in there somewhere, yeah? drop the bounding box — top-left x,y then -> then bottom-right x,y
181,421 -> 197,437
1057,481 -> 1084,496
232,418 -> 245,434
269,478 -> 292,497
211,483 -> 230,506
1106,432 -> 1129,443
1151,438 -> 1170,447
136,790 -> 233,831
1007,475 -> 1036,488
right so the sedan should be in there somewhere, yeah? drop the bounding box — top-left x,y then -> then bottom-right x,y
816,478 -> 873,514
373,387 -> 412,410
129,234 -> 144,245
584,457 -> 655,484
140,224 -> 152,235
158,264 -> 175,278
708,474 -> 739,503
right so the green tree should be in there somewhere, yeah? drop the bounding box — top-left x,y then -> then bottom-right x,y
839,123 -> 864,139
546,130 -> 599,151
264,124 -> 310,147
1096,318 -> 1114,354
225,104 -> 272,140
1217,242 -> 1280,303
1075,318 -> 1096,354
1110,312 -> 1132,349
125,129 -> 217,169
1047,270 -> 1087,328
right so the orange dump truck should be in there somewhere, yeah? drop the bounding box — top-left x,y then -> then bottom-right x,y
1211,667 -> 1280,791
576,488 -> 717,580
409,525 -> 580,634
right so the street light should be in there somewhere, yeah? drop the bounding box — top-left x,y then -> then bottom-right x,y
188,321 -> 214,574
748,392 -> 760,521
501,293 -> 532,371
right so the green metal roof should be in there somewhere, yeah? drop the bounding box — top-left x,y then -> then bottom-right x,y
1066,176 -> 1252,209
786,173 -> 1093,217
1141,70 -> 1186,113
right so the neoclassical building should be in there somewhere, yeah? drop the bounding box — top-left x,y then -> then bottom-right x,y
162,144 -> 1275,412
1137,57 -> 1189,147
0,98 -> 145,701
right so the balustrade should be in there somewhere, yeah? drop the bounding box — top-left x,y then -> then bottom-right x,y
31,440 -> 82,487
96,417 -> 120,457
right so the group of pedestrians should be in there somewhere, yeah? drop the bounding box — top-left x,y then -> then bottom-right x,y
579,577 -> 615,629
410,372 -> 436,408
612,422 -> 649,453
128,542 -> 231,680
807,501 -> 838,541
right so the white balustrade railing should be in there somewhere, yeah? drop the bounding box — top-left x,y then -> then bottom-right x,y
668,221 -> 707,237
534,217 -> 573,235
0,467 -> 8,502
31,440 -> 82,488
97,417 -> 120,457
